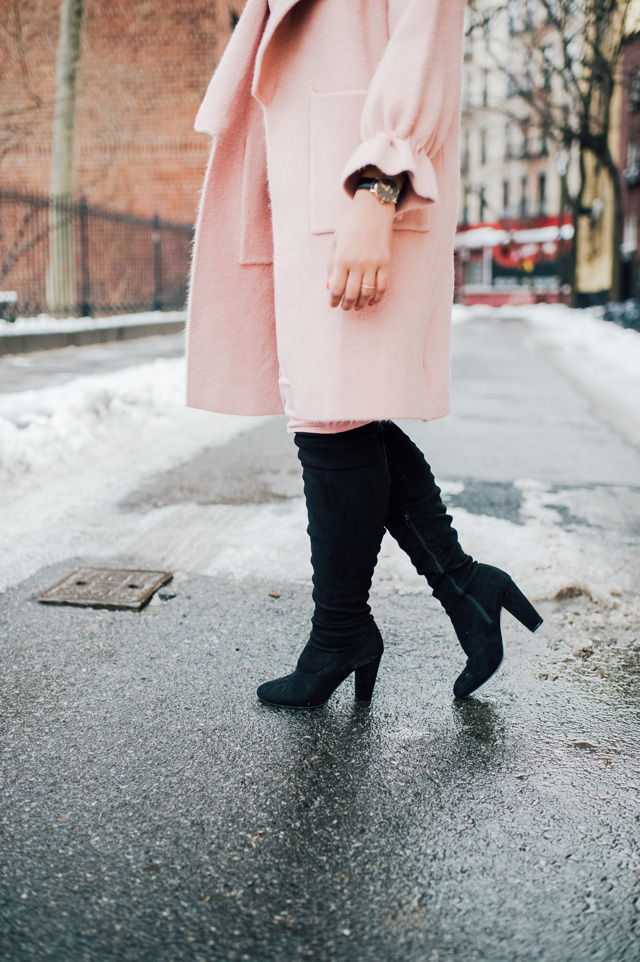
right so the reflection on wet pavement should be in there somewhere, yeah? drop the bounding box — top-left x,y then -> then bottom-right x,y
1,569 -> 639,961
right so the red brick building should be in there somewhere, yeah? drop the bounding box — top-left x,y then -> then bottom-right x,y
1,0 -> 245,223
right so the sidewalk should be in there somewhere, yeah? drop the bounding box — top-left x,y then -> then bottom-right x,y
0,310 -> 186,355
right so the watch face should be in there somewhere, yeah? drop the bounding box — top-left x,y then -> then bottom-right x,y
374,179 -> 400,203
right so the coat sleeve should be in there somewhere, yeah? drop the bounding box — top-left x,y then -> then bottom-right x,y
341,0 -> 466,212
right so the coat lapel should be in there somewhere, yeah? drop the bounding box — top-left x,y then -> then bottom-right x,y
195,0 -> 267,135
251,0 -> 305,102
195,0 -> 307,135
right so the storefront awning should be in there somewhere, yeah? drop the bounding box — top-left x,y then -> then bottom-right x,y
455,223 -> 575,249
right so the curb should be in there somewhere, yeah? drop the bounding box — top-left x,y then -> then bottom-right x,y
0,320 -> 185,356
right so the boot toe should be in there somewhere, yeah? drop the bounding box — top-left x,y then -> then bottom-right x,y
256,671 -> 328,709
453,654 -> 503,699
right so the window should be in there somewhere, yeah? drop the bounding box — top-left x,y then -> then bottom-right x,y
482,68 -> 489,108
508,0 -> 518,36
462,186 -> 470,225
624,140 -> 640,186
505,122 -> 514,160
623,216 -> 638,252
631,70 -> 640,111
542,46 -> 553,92
538,172 -> 546,215
462,129 -> 470,173
463,70 -> 473,108
464,21 -> 474,61
520,175 -> 528,218
503,179 -> 510,217
479,186 -> 487,222
541,122 -> 550,156
480,128 -> 487,166
524,0 -> 536,30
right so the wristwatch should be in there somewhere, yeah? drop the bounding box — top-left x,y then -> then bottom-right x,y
355,176 -> 401,205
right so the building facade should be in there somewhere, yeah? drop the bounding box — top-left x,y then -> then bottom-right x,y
458,0 -> 575,304
1,0 -> 245,223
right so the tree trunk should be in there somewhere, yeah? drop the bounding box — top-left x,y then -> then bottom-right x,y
602,144 -> 624,303
46,0 -> 84,314
568,148 -> 588,309
568,199 -> 580,308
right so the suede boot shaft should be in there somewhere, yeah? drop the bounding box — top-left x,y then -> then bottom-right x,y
294,423 -> 391,651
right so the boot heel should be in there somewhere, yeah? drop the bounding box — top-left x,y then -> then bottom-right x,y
502,580 -> 543,632
355,658 -> 381,701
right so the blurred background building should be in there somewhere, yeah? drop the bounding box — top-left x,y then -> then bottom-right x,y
620,23 -> 640,300
457,0 -> 577,306
458,0 -> 640,310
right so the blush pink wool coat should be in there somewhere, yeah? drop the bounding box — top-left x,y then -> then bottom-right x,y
186,0 -> 466,422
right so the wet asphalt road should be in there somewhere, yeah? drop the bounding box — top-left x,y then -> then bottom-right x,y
1,570 -> 639,962
1,318 -> 640,961
0,334 -> 185,393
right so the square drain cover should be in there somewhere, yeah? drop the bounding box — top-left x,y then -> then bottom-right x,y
37,567 -> 173,611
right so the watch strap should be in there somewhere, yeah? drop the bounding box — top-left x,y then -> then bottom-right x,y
355,178 -> 379,191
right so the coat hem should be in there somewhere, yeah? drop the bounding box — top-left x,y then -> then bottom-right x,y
185,399 -> 451,423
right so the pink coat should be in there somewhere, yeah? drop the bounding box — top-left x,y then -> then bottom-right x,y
186,0 -> 466,422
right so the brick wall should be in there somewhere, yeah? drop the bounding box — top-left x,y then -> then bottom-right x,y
1,0 -> 246,223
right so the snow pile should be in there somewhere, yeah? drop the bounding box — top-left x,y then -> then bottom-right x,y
517,303 -> 640,413
0,304 -> 637,641
0,355 -> 273,592
0,357 -> 257,480
451,303 -> 498,325
0,310 -> 185,337
526,306 -> 640,450
0,358 -> 182,476
454,302 -> 640,447
372,478 -> 632,604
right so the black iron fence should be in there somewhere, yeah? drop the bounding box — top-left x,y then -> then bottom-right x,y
0,188 -> 193,318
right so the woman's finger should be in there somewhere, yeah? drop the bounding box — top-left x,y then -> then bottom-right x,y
329,261 -> 349,308
369,267 -> 388,305
355,272 -> 377,310
341,270 -> 364,311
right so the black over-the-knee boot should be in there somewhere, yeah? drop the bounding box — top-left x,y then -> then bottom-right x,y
256,422 -> 390,708
380,421 -> 543,698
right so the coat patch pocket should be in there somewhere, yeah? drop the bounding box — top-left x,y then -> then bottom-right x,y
239,116 -> 274,265
309,89 -> 369,235
309,89 -> 432,235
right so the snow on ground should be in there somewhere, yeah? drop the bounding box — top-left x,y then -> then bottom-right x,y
0,356 -> 190,477
0,309 -> 185,337
454,302 -> 640,449
0,306 -> 638,654
0,356 -> 272,592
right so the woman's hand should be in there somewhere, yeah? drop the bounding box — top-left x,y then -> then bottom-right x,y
327,188 -> 396,312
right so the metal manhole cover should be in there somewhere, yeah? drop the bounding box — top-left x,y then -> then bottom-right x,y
37,567 -> 173,611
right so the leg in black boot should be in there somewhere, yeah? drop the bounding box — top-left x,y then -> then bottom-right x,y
380,421 -> 543,698
257,423 -> 390,708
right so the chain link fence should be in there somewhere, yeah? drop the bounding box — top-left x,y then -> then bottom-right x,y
0,189 -> 193,319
